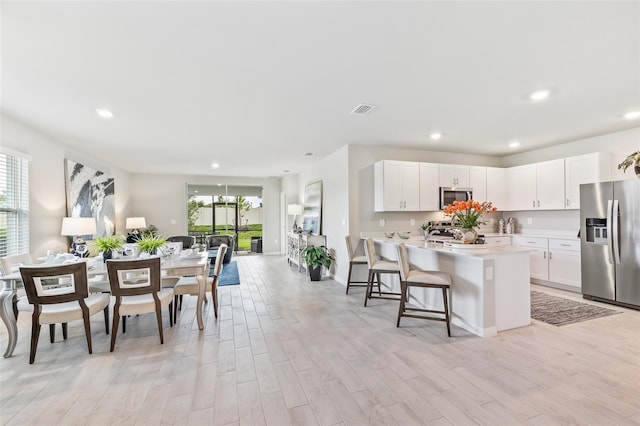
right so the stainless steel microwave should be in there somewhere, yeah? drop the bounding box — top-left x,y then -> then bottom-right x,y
439,187 -> 473,209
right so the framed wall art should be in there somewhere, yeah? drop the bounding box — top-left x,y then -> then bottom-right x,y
64,159 -> 115,238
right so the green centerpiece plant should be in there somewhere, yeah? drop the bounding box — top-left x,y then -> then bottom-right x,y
300,245 -> 335,281
137,234 -> 167,255
95,234 -> 124,261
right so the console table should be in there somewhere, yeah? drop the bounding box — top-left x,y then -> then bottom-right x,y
287,232 -> 326,272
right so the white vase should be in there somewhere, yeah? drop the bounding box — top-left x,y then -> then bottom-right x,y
462,228 -> 478,244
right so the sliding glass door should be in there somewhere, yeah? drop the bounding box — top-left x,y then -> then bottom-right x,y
187,185 -> 263,252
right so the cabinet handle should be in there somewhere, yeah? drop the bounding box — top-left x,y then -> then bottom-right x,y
566,198 -> 570,207
527,241 -> 536,244
532,200 -> 535,208
537,200 -> 540,207
560,244 -> 571,247
544,251 -> 546,259
549,252 -> 552,259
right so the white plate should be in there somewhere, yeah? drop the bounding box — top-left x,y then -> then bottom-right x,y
444,241 -> 487,249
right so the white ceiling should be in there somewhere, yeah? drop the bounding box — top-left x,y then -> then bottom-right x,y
2,1 -> 639,178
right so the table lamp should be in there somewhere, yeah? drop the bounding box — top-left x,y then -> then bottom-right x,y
61,217 -> 97,257
126,216 -> 146,243
287,204 -> 303,232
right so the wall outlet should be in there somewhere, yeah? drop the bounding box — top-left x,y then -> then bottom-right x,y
410,219 -> 415,226
379,219 -> 385,227
527,217 -> 533,225
485,266 -> 494,280
170,219 -> 176,225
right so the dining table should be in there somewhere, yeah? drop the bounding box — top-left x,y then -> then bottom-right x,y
0,252 -> 210,358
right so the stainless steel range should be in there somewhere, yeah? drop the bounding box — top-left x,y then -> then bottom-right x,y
426,221 -> 456,242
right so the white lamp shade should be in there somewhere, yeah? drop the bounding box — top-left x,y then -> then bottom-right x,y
287,204 -> 303,215
61,217 -> 97,236
126,217 -> 147,229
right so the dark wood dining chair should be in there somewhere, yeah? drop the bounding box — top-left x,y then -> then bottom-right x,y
106,257 -> 174,352
19,262 -> 111,364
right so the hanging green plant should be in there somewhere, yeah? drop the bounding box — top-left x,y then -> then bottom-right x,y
617,151 -> 640,177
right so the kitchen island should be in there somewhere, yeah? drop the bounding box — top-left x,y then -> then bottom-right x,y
368,237 -> 533,338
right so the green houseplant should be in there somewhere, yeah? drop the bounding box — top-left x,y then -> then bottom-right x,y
95,234 -> 124,261
618,151 -> 640,178
137,234 -> 167,255
300,245 -> 335,281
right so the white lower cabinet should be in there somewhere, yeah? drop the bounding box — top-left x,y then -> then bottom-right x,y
514,237 -> 549,280
513,236 -> 581,292
548,239 -> 581,289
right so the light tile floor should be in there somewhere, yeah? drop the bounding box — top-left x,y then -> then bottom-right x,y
1,254 -> 639,425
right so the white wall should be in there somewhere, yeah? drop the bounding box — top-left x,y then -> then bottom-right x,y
129,173 -> 281,254
1,115 -> 132,257
280,174 -> 300,231
296,146 -> 350,282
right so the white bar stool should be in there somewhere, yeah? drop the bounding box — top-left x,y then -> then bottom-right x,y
395,243 -> 452,336
345,236 -> 368,294
363,238 -> 402,307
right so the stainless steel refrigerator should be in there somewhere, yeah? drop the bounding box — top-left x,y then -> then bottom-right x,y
580,180 -> 640,309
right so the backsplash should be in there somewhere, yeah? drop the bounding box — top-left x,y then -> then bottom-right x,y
362,209 -> 580,236
504,210 -> 580,235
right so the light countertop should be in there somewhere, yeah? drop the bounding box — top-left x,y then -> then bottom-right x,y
371,236 -> 534,258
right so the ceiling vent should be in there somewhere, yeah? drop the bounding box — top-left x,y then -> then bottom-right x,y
351,104 -> 376,115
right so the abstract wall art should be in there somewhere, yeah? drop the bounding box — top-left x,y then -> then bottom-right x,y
64,159 -> 115,238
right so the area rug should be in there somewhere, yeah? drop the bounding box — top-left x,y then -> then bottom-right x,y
214,261 -> 240,286
531,290 -> 620,326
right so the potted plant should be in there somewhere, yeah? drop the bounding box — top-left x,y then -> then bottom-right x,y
443,200 -> 497,244
420,222 -> 431,240
95,234 -> 124,262
618,151 -> 640,179
137,234 -> 167,255
300,245 -> 334,281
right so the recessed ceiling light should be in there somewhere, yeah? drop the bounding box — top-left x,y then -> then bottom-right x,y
623,110 -> 640,120
529,90 -> 550,101
95,108 -> 114,118
303,152 -> 314,157
430,132 -> 442,141
194,190 -> 198,193
211,163 -> 220,168
283,170 -> 291,173
509,141 -> 521,148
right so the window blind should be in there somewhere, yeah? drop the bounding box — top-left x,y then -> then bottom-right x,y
0,149 -> 30,257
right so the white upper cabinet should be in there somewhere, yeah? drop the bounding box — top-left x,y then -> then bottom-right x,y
506,160 -> 565,210
564,152 -> 611,209
486,167 -> 507,209
439,165 -> 469,188
468,166 -> 487,202
373,153 -> 608,212
374,160 -> 420,212
536,159 -> 566,209
419,163 -> 440,211
506,164 -> 537,210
